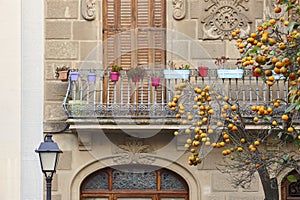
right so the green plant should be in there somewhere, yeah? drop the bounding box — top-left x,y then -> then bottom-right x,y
127,66 -> 146,80
111,65 -> 123,72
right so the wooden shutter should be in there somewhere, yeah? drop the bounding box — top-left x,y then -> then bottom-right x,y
103,0 -> 166,105
103,0 -> 166,69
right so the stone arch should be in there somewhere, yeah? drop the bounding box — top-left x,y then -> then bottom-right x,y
70,155 -> 200,200
279,168 -> 300,200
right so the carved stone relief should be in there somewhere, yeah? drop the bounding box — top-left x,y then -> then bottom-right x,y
113,140 -> 156,165
81,0 -> 96,21
173,0 -> 186,20
201,0 -> 251,40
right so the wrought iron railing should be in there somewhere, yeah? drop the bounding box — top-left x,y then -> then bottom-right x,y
62,68 -> 289,118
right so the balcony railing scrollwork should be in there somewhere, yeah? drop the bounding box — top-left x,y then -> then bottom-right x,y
62,68 -> 289,119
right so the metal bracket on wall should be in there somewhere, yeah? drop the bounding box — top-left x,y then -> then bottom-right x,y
81,0 -> 96,21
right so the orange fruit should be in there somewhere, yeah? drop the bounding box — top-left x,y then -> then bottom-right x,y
288,127 -> 294,132
265,70 -> 273,76
231,105 -> 237,111
269,19 -> 276,25
241,138 -> 246,143
282,114 -> 289,121
274,7 -> 281,13
254,141 -> 260,146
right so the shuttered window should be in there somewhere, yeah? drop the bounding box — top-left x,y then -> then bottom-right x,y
103,0 -> 166,69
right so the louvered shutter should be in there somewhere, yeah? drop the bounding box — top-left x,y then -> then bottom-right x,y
103,0 -> 166,105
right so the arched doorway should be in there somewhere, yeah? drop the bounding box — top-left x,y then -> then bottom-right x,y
80,165 -> 189,200
281,170 -> 300,200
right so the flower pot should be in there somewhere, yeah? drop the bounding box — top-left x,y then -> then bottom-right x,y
87,73 -> 97,82
163,70 -> 190,79
252,66 -> 261,77
131,76 -> 140,83
58,71 -> 68,82
272,70 -> 285,80
151,77 -> 160,87
217,69 -> 244,79
198,66 -> 208,77
70,71 -> 79,81
110,71 -> 120,82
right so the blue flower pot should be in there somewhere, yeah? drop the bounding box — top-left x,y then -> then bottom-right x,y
163,70 -> 190,79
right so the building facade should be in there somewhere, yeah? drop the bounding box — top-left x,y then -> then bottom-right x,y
8,0 -> 298,200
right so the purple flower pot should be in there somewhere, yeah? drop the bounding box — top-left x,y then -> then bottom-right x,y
110,71 -> 120,82
87,73 -> 97,82
151,77 -> 160,86
70,71 -> 79,81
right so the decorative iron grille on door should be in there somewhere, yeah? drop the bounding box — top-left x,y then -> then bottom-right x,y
80,166 -> 189,200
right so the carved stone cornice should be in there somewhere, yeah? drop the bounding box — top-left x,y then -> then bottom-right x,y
173,0 -> 186,20
81,0 -> 96,21
201,0 -> 251,40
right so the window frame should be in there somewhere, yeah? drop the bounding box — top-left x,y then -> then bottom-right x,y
80,167 -> 189,200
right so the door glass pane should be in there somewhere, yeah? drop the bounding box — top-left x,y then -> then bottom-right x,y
118,198 -> 152,200
161,198 -> 185,200
84,198 -> 108,200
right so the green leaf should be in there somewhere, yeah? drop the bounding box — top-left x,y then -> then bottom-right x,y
278,132 -> 283,138
285,103 -> 296,113
287,22 -> 297,33
287,175 -> 298,183
282,154 -> 289,161
264,116 -> 273,122
296,104 -> 300,111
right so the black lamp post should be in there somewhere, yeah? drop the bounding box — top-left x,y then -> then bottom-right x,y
35,134 -> 62,200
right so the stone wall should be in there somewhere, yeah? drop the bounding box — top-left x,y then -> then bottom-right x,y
44,0 -> 276,199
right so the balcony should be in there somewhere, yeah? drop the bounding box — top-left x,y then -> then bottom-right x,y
62,68 -> 289,131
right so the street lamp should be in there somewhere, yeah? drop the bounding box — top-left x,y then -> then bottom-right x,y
35,134 -> 62,200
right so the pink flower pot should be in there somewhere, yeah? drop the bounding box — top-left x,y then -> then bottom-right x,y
110,71 -> 120,82
151,77 -> 160,87
198,66 -> 208,77
132,76 -> 140,83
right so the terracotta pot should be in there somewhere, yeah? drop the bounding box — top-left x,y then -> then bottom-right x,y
58,71 -> 68,82
198,66 -> 208,77
151,77 -> 160,87
110,71 -> 120,82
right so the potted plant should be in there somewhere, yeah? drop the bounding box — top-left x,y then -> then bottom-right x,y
198,66 -> 208,77
151,70 -> 161,87
127,66 -> 146,82
70,68 -> 80,82
87,69 -> 97,83
55,66 -> 70,82
110,65 -> 122,82
216,56 -> 243,79
163,61 -> 190,79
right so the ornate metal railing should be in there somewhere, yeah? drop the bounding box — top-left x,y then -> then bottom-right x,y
62,68 -> 289,118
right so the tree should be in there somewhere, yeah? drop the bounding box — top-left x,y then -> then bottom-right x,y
169,1 -> 300,199
232,0 -> 300,112
169,81 -> 299,200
